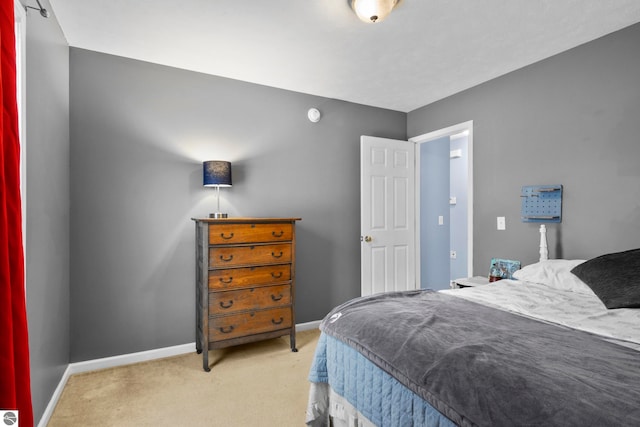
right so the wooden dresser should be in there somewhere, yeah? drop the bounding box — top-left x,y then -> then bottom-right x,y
192,217 -> 301,372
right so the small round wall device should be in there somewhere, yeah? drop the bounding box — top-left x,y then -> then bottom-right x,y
307,108 -> 321,123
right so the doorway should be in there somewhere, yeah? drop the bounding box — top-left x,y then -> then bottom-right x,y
410,121 -> 473,290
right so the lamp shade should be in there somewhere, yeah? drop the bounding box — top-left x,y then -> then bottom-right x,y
203,161 -> 232,187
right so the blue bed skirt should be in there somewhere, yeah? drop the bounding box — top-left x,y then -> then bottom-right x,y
308,332 -> 455,427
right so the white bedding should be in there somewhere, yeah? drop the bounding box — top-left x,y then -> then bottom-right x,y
441,279 -> 640,348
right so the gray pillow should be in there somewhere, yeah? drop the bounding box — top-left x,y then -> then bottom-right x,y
570,248 -> 640,309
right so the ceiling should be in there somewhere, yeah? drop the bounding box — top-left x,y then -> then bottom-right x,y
45,0 -> 640,113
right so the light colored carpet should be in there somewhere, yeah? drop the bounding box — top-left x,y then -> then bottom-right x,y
48,329 -> 320,426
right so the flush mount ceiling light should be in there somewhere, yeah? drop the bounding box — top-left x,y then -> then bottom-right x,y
350,0 -> 399,23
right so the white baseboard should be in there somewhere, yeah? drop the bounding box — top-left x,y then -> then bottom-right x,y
38,321 -> 321,427
37,365 -> 72,427
67,342 -> 196,376
296,320 -> 321,331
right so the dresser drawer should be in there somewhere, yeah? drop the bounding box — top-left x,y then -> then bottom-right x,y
209,307 -> 292,341
209,264 -> 291,290
210,284 -> 291,315
209,223 -> 293,245
209,243 -> 291,268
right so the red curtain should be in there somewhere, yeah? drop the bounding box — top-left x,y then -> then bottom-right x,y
0,0 -> 33,425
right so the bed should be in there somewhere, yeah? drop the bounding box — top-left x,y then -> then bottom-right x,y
306,248 -> 640,426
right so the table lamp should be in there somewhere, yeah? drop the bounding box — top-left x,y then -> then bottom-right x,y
203,160 -> 232,218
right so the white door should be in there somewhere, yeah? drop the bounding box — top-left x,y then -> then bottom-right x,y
360,136 -> 416,296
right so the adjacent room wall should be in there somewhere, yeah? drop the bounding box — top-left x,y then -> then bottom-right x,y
420,136 -> 450,289
69,49 -> 407,361
408,22 -> 640,274
449,134 -> 469,281
24,6 -> 70,423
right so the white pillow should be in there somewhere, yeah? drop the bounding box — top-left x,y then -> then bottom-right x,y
512,259 -> 593,295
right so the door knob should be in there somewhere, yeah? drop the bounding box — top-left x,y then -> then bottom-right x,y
363,236 -> 372,242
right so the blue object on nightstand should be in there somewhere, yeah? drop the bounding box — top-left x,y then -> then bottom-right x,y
521,185 -> 562,223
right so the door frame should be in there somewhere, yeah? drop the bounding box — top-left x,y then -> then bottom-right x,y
410,120 -> 474,287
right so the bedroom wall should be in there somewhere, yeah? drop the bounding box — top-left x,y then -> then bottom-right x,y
408,22 -> 640,274
69,49 -> 406,361
24,4 -> 71,423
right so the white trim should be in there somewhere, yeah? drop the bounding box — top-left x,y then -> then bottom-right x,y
37,365 -> 71,427
37,321 -> 322,426
66,342 -> 196,375
410,120 -> 474,286
296,320 -> 321,331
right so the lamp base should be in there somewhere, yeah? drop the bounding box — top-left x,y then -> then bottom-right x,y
209,212 -> 228,219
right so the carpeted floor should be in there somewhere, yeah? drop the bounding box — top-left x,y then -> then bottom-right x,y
48,328 -> 321,426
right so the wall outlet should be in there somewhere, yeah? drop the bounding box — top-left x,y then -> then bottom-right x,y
450,250 -> 457,259
497,216 -> 506,230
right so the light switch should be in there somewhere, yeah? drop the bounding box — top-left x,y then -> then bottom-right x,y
438,215 -> 444,225
497,216 -> 506,230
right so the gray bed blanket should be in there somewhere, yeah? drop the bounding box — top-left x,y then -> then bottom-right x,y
320,290 -> 640,426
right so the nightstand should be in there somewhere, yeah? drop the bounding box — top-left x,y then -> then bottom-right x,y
453,276 -> 490,288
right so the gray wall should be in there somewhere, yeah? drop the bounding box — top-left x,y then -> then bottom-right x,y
24,5 -> 70,423
69,49 -> 407,361
408,22 -> 640,275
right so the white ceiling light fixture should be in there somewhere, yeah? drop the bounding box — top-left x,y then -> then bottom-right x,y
351,0 -> 399,24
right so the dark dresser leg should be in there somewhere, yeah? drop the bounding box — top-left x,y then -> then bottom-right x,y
203,350 -> 211,372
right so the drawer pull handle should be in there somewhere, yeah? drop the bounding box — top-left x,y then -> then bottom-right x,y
271,293 -> 284,301
271,272 -> 283,279
219,300 -> 234,309
271,251 -> 284,258
219,325 -> 235,334
220,232 -> 234,240
220,254 -> 234,262
220,277 -> 233,284
272,230 -> 284,238
271,317 -> 284,325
